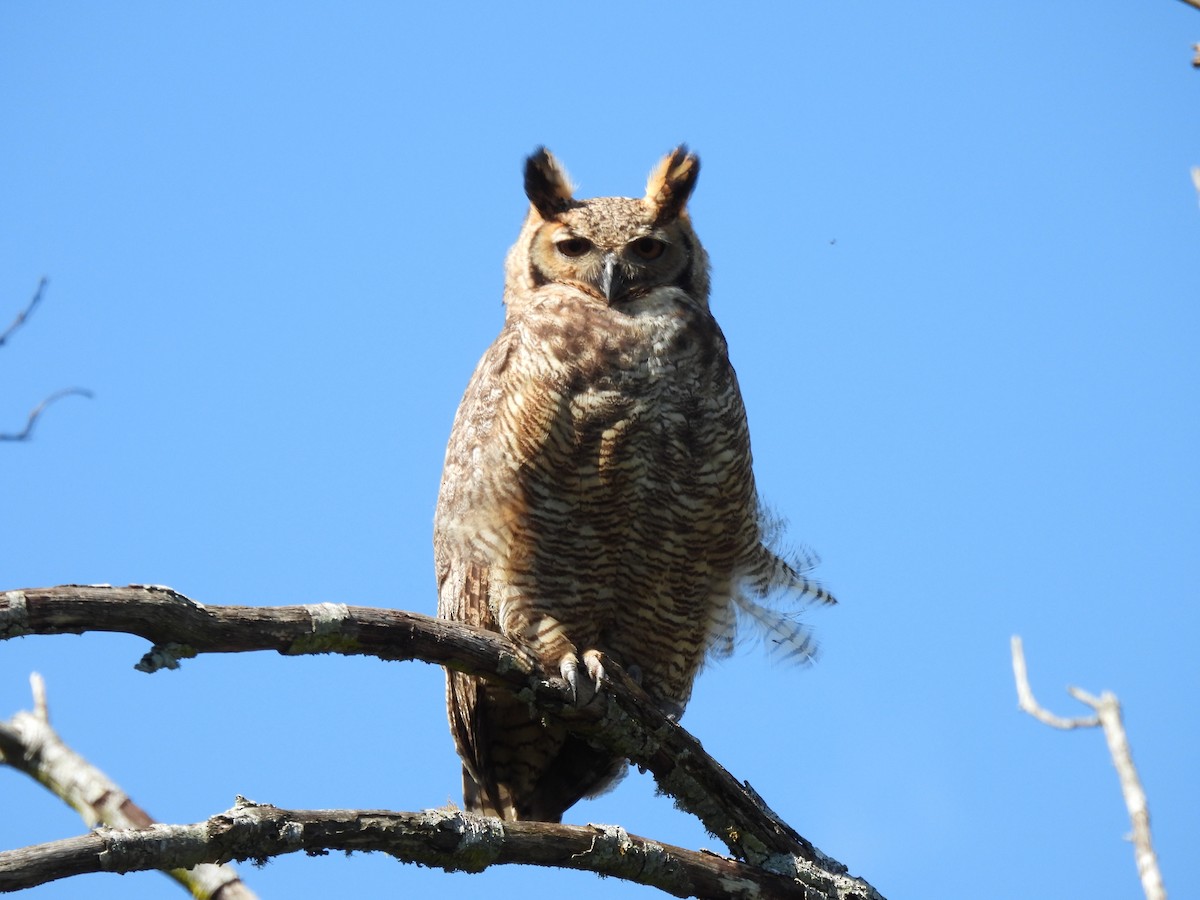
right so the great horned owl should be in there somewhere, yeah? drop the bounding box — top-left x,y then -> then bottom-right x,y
434,147 -> 833,823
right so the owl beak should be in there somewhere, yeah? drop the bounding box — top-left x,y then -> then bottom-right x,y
598,253 -> 627,304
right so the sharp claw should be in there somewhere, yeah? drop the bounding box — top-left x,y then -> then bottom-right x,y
582,649 -> 606,686
660,700 -> 684,721
559,656 -> 582,704
559,651 -> 609,707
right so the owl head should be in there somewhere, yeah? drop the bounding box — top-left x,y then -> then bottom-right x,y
503,147 -> 711,315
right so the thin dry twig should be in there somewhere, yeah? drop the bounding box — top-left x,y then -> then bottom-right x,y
1010,636 -> 1166,900
1010,635 -> 1099,729
0,387 -> 94,442
2,279 -> 94,441
0,674 -> 256,899
0,278 -> 47,348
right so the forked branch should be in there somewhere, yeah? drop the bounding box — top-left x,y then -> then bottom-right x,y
1010,636 -> 1165,900
0,674 -> 255,899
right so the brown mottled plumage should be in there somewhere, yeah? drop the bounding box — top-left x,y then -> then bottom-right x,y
434,147 -> 834,823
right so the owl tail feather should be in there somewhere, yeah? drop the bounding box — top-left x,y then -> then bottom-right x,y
711,537 -> 835,666
730,591 -> 822,666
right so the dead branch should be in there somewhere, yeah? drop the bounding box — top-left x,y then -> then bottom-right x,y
0,585 -> 883,899
0,278 -> 48,348
1010,636 -> 1165,900
0,674 -> 255,899
2,280 -> 93,441
1009,635 -> 1099,730
0,800 -> 812,897
0,387 -> 94,442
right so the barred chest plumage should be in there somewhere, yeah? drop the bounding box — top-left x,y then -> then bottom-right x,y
492,288 -> 755,710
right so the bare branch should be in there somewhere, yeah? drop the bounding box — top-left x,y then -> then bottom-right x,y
0,801 -> 812,897
1,279 -> 94,441
0,387 -> 94,442
0,674 -> 256,899
1010,636 -> 1166,900
0,585 -> 883,899
1009,636 -> 1099,729
0,278 -> 47,348
1066,687 -> 1166,900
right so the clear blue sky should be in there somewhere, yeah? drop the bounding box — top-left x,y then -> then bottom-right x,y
3,3 -> 1197,898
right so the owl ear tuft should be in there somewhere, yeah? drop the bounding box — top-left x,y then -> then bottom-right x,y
524,148 -> 575,220
644,146 -> 699,225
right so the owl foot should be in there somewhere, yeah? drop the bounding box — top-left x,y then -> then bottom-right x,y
658,699 -> 684,722
560,650 -> 607,707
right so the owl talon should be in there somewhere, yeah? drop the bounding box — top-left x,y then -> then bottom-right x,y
659,699 -> 684,722
559,655 -> 595,706
582,649 -> 606,685
559,651 -> 608,707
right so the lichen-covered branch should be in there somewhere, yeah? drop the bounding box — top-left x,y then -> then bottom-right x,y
0,800 -> 811,897
0,674 -> 256,899
1010,636 -> 1166,900
1,585 -> 883,899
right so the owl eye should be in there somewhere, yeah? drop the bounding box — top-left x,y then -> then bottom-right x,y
555,237 -> 593,258
629,237 -> 666,260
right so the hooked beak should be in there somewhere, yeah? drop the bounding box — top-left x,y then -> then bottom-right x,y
597,253 -> 628,304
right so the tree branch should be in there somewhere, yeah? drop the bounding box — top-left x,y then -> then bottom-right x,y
0,800 -> 813,897
1,585 -> 883,899
0,673 -> 256,899
1010,636 -> 1165,900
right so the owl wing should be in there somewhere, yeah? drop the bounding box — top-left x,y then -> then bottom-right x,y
434,322 -> 565,590
435,325 -> 607,821
435,331 -> 521,816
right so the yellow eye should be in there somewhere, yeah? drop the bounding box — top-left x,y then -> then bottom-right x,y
629,237 -> 666,260
556,237 -> 593,258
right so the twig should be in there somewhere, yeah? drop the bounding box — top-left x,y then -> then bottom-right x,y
0,674 -> 256,899
1009,635 -> 1099,729
0,387 -> 94,441
1010,636 -> 1166,900
0,585 -> 883,899
1,279 -> 94,441
0,278 -> 47,348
